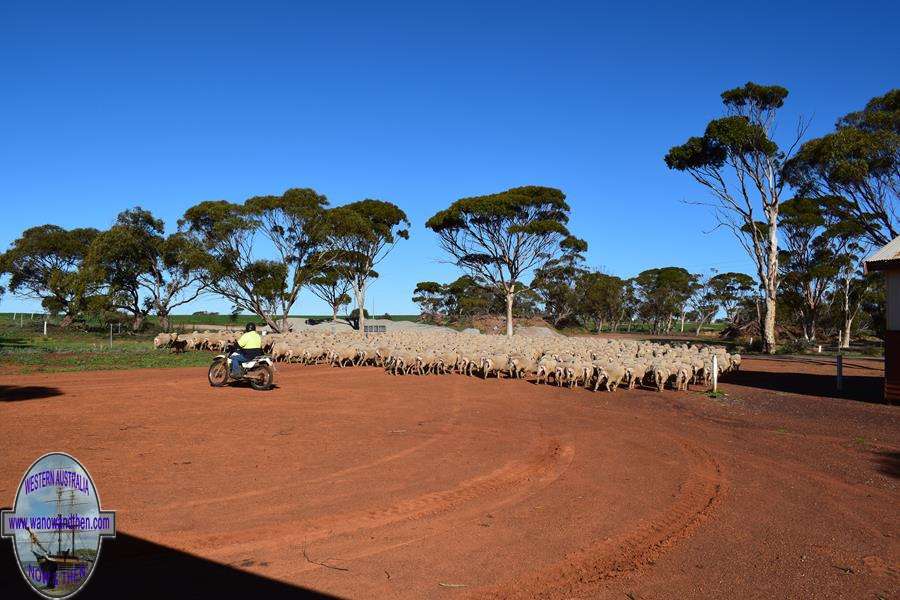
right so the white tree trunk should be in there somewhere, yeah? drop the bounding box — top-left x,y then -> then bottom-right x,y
505,288 -> 514,338
840,315 -> 853,349
762,207 -> 779,354
354,284 -> 366,334
762,294 -> 777,354
840,277 -> 853,349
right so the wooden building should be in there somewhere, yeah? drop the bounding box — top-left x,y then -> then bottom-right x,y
864,236 -> 900,404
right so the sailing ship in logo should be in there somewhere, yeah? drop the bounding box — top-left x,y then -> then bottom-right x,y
24,487 -> 95,593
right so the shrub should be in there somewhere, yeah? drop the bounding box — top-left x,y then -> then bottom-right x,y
776,339 -> 808,355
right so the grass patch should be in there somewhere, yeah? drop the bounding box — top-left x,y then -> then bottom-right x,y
0,322 -> 209,373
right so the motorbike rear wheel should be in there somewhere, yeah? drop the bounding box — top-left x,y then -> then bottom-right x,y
208,360 -> 229,387
248,364 -> 274,391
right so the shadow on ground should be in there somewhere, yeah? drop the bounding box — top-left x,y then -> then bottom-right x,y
0,529 -> 341,599
0,386 -> 64,402
722,366 -> 884,404
750,355 -> 885,372
872,451 -> 900,479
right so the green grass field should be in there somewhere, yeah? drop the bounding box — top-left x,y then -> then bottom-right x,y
0,320 -> 210,374
0,312 -> 418,374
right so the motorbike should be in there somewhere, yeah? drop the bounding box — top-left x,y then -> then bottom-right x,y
208,344 -> 275,390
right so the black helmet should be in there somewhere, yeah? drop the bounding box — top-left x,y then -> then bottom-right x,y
245,323 -> 256,332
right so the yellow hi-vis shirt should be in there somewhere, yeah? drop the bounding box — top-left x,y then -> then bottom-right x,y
237,331 -> 262,350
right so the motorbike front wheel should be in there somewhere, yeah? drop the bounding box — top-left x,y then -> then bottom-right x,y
208,360 -> 229,387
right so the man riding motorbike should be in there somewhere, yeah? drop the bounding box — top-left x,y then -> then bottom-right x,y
231,323 -> 263,376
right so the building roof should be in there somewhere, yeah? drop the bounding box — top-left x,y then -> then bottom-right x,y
864,235 -> 900,273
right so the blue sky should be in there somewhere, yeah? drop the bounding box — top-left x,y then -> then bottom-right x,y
1,1 -> 897,315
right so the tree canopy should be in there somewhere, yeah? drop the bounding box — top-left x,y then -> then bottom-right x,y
633,267 -> 696,333
87,207 -> 205,330
328,199 -> 409,332
786,89 -> 899,247
665,82 -> 800,353
426,185 -> 585,336
0,225 -> 101,325
180,188 -> 332,331
575,272 -> 626,332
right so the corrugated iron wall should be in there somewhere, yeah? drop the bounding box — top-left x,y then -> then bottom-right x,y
885,330 -> 899,404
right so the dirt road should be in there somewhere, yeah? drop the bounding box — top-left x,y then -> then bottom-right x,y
0,358 -> 897,598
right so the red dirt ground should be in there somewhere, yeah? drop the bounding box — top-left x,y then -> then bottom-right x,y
1,357 -> 897,599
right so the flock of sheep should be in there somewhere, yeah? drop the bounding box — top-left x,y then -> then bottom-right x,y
153,329 -> 741,392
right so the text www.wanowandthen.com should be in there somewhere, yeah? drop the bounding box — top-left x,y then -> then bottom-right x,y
6,513 -> 112,532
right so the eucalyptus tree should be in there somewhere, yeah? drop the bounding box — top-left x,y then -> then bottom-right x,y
327,200 -> 409,333
820,199 -> 870,348
531,237 -> 587,327
88,207 -> 205,331
308,262 -> 352,327
575,272 -> 624,333
0,225 -> 101,326
787,89 -> 898,247
412,281 -> 447,321
776,197 -> 839,341
633,267 -> 695,334
444,275 -> 495,317
665,82 -> 806,353
708,272 -> 756,327
426,186 -> 585,337
180,188 -> 331,332
686,272 -> 720,335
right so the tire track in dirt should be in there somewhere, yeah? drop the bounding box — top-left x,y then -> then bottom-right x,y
477,435 -> 724,599
192,439 -> 575,560
147,401 -> 465,514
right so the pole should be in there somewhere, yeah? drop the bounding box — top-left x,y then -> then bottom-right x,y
109,323 -> 113,349
712,355 -> 718,393
43,319 -> 47,336
836,354 -> 843,392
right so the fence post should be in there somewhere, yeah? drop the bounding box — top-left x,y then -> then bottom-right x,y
836,354 -> 843,392
43,319 -> 47,336
109,323 -> 113,349
712,355 -> 718,394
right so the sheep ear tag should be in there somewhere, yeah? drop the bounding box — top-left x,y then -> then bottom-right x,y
2,452 -> 116,599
